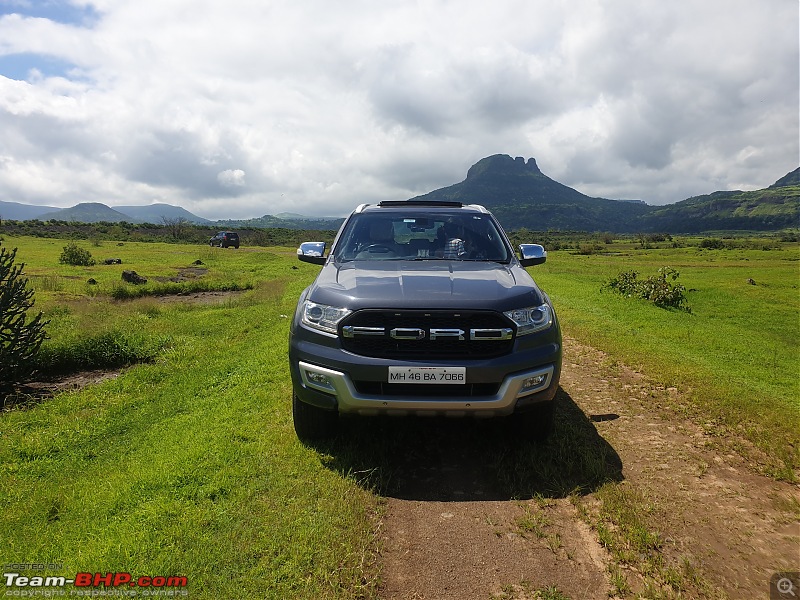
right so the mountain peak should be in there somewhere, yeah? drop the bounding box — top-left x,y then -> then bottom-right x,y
465,154 -> 542,181
770,167 -> 800,188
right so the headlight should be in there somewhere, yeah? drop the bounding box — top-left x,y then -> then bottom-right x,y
301,301 -> 351,335
504,304 -> 552,336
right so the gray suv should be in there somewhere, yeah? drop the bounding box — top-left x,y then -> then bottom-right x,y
289,201 -> 562,440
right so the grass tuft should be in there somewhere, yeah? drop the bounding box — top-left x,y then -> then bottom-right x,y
110,280 -> 253,300
33,329 -> 169,375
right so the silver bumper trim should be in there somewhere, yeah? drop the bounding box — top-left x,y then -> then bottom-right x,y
297,361 -> 554,417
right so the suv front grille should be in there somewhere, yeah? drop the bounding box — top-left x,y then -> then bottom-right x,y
339,309 -> 515,359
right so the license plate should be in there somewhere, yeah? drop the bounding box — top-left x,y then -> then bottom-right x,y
388,366 -> 466,384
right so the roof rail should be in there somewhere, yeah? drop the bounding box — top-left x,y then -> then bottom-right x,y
377,200 -> 463,208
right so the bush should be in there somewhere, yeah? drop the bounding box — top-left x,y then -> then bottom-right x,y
0,244 -> 49,398
59,242 -> 96,266
576,243 -> 604,255
698,238 -> 725,250
603,267 -> 691,312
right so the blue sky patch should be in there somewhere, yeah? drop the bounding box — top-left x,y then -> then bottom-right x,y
0,53 -> 79,80
0,0 -> 100,26
0,2 -> 99,80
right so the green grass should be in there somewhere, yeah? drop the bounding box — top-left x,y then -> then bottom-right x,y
493,582 -> 572,600
0,236 -> 380,599
573,484 -> 724,598
11,237 -> 264,302
1,234 -> 798,598
532,240 -> 800,479
32,328 -> 169,375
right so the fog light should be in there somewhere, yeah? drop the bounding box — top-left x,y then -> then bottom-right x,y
305,370 -> 334,391
521,374 -> 547,392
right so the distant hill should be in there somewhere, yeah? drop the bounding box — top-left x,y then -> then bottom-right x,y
38,202 -> 143,223
216,214 -> 346,230
411,155 -> 799,233
634,176 -> 800,233
769,167 -> 799,188
6,201 -> 209,225
2,161 -> 797,233
0,200 -> 57,221
411,154 -> 651,232
274,212 -> 342,221
116,203 -> 211,224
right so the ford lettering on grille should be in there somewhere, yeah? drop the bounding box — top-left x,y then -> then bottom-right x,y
344,326 -> 512,340
340,310 -> 516,359
390,327 -> 426,340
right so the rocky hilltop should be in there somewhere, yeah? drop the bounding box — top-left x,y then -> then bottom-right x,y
412,154 -> 651,231
413,154 -> 799,233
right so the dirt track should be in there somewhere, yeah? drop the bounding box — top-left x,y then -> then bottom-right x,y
377,337 -> 800,599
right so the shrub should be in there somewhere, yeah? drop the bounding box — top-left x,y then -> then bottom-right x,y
0,244 -> 49,398
576,243 -> 604,255
59,242 -> 96,266
604,267 -> 691,312
698,238 -> 725,250
598,232 -> 615,244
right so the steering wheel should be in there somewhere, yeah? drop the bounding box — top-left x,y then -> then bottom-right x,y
362,244 -> 391,253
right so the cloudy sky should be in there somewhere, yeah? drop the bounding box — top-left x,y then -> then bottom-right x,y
0,0 -> 797,220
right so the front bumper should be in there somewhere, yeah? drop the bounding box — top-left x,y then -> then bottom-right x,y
294,359 -> 557,417
289,297 -> 563,417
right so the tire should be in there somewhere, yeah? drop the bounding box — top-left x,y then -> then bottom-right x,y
514,401 -> 555,442
292,394 -> 338,441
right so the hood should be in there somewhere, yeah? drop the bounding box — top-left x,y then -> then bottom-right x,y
309,260 -> 544,311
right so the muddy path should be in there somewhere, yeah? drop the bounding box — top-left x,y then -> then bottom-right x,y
370,337 -> 799,599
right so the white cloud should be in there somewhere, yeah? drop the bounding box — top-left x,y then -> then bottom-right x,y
217,169 -> 245,188
0,0 -> 796,219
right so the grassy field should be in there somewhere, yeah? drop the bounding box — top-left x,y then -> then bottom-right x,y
1,237 -> 381,599
0,234 -> 798,598
532,238 -> 799,479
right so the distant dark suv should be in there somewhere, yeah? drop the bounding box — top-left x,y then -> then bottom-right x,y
209,231 -> 239,248
288,201 -> 562,440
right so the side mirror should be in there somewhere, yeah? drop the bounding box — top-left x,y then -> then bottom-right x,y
518,244 -> 546,267
297,242 -> 327,265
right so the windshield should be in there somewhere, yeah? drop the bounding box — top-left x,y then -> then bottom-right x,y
333,211 -> 511,262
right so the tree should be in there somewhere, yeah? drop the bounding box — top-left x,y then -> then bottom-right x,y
160,216 -> 190,240
0,244 -> 49,398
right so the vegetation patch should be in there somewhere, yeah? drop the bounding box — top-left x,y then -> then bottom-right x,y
59,242 -> 96,266
0,236 -> 380,598
573,483 -> 722,598
0,244 -> 49,399
0,232 -> 797,597
33,329 -> 169,376
492,582 -> 571,600
534,240 -> 799,479
110,280 -> 252,300
603,267 -> 691,311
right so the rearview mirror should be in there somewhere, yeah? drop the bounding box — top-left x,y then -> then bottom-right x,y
518,244 -> 546,267
297,242 -> 327,265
